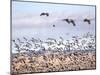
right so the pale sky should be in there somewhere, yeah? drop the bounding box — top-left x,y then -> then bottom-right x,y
12,1 -> 96,40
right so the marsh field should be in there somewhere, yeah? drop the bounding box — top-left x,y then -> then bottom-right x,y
12,50 -> 96,74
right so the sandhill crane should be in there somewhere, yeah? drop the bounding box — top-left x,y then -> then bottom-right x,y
84,18 -> 91,24
40,12 -> 49,16
63,18 -> 76,26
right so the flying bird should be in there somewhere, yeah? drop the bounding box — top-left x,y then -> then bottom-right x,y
53,24 -> 55,27
40,12 -> 49,16
84,18 -> 91,24
63,18 -> 76,26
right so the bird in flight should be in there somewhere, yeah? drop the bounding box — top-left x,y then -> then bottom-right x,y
63,18 -> 76,26
40,12 -> 49,16
53,24 -> 55,27
83,18 -> 91,24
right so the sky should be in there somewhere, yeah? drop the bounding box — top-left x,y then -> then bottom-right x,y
12,1 -> 96,40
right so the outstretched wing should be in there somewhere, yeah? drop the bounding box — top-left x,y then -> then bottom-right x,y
40,13 -> 45,16
84,18 -> 91,24
40,12 -> 49,16
62,18 -> 70,24
70,19 -> 76,26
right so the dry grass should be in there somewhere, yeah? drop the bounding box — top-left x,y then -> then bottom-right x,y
11,50 -> 96,74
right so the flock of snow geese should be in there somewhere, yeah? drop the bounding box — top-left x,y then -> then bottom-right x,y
12,32 -> 95,53
40,12 -> 92,27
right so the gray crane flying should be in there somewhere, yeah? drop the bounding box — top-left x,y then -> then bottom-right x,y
40,12 -> 49,16
63,18 -> 76,26
84,18 -> 91,24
